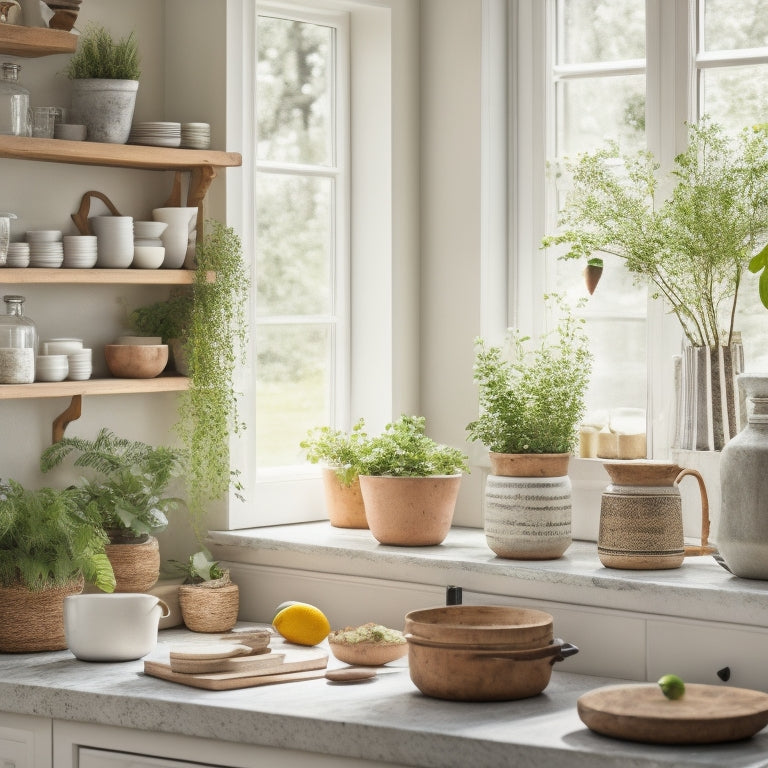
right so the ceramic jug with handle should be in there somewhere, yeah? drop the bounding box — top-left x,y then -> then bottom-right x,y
152,207 -> 197,269
598,461 -> 712,570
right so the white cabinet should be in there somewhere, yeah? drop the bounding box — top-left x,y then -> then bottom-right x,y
0,713 -> 51,768
79,748 -> 220,768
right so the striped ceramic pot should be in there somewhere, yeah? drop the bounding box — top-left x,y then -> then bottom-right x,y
484,465 -> 572,560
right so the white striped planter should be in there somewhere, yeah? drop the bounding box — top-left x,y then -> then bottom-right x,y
484,474 -> 572,560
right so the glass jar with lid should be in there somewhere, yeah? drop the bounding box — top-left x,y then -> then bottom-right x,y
0,62 -> 30,137
0,295 -> 36,383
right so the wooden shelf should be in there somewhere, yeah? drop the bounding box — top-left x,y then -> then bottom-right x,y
0,375 -> 190,400
0,25 -> 77,57
0,135 -> 242,171
0,268 -> 214,284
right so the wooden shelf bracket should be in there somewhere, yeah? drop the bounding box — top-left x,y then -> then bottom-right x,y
52,395 -> 82,443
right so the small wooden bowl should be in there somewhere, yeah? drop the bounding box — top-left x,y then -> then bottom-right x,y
328,638 -> 408,666
104,344 -> 168,378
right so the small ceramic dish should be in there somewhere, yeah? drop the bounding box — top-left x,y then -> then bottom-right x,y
328,623 -> 408,666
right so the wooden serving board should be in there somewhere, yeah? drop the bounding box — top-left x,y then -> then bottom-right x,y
169,651 -> 282,675
144,647 -> 328,691
577,683 -> 768,744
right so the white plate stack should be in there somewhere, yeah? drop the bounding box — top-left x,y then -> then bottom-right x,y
128,122 -> 182,148
180,122 -> 211,150
26,230 -> 63,268
6,242 -> 30,268
89,216 -> 134,268
62,235 -> 98,269
66,347 -> 92,381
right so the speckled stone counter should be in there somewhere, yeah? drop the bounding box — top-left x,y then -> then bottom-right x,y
1,627 -> 768,768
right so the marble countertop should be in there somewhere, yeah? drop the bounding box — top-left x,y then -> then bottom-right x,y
2,626 -> 768,768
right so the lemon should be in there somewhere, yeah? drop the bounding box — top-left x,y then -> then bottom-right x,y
658,673 -> 686,700
271,600 -> 302,622
273,602 -> 331,646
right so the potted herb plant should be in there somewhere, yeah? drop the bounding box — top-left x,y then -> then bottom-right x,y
170,550 -> 239,633
0,480 -> 115,652
351,415 -> 469,547
128,220 -> 249,537
541,119 -> 768,451
65,23 -> 141,144
466,296 -> 592,560
39,428 -> 184,593
300,419 -> 369,529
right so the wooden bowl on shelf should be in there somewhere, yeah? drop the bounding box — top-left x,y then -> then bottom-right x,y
104,344 -> 168,379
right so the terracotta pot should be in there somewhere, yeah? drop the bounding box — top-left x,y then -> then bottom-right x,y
489,452 -> 570,477
105,535 -> 160,593
321,467 -> 367,529
0,577 -> 83,652
403,605 -> 553,650
358,474 -> 462,546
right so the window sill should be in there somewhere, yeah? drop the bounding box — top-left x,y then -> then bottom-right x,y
208,522 -> 768,629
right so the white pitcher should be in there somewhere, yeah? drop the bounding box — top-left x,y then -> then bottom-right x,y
152,207 -> 197,269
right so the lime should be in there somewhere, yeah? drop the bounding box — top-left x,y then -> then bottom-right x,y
658,674 -> 686,700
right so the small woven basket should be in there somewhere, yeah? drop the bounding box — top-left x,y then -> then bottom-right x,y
179,582 -> 239,633
0,577 -> 83,652
106,536 -> 160,593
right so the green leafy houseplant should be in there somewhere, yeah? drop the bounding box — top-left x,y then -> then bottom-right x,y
354,415 -> 469,477
300,419 -> 368,486
39,428 -> 184,541
0,480 -> 115,593
467,297 -> 592,455
128,221 -> 249,536
169,550 -> 227,585
541,119 -> 768,348
64,23 -> 141,80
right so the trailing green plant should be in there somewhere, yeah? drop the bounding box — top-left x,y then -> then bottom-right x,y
64,23 -> 141,80
353,415 -> 469,477
39,428 -> 184,540
175,220 -> 250,532
541,118 -> 768,347
0,480 -> 115,592
466,296 -> 592,455
168,550 -> 225,585
300,419 -> 368,486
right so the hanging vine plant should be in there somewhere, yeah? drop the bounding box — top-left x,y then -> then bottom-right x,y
127,220 -> 249,539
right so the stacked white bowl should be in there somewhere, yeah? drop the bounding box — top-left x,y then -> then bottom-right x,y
6,242 -> 30,268
26,230 -> 63,268
35,353 -> 68,382
89,215 -> 134,268
66,347 -> 92,380
62,235 -> 97,268
133,221 -> 166,269
180,122 -> 211,149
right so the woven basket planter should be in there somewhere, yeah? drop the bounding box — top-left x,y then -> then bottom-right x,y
0,577 -> 83,652
105,535 -> 160,593
179,582 -> 240,633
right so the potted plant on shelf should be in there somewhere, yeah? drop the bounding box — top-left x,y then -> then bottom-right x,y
300,419 -> 369,529
39,428 -> 184,593
351,415 -> 469,547
466,296 -> 592,560
64,23 -> 141,144
541,118 -> 768,451
0,480 -> 115,652
127,220 -> 249,537
169,550 -> 239,633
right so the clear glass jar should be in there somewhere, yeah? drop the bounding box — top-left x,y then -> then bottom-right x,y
0,295 -> 36,383
0,63 -> 30,137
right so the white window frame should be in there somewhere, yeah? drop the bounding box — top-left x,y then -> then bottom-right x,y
224,0 -> 416,529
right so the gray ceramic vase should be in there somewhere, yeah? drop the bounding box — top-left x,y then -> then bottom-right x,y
70,79 -> 139,144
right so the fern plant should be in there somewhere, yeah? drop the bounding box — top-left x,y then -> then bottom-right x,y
39,428 -> 184,540
0,480 -> 115,592
64,23 -> 141,80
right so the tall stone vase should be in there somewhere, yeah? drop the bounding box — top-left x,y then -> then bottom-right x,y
676,342 -> 743,452
483,453 -> 572,560
718,373 -> 768,579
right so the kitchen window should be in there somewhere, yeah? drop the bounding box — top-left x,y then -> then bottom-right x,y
518,0 -> 768,461
227,0 -> 411,527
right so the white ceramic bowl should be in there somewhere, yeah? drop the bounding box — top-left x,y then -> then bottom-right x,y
132,244 -> 165,269
26,229 -> 62,242
133,221 -> 168,239
42,339 -> 83,355
63,593 -> 170,661
35,354 -> 69,382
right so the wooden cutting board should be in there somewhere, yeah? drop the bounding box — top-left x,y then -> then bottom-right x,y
144,646 -> 328,690
578,683 -> 768,744
169,651 -> 282,675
